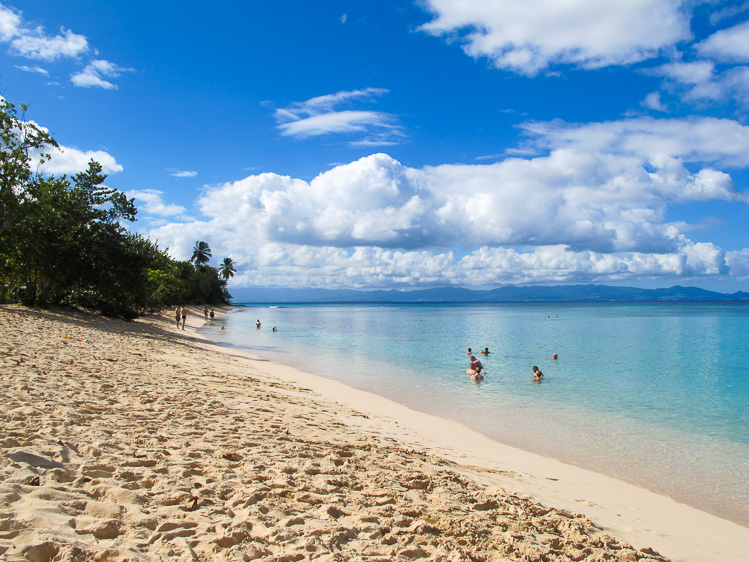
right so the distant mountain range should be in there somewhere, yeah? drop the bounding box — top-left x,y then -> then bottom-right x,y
231,285 -> 749,304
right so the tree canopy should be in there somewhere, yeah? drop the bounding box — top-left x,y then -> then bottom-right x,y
0,97 -> 234,318
219,257 -> 236,281
191,240 -> 212,266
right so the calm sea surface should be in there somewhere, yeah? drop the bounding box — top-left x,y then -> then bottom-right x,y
199,302 -> 749,525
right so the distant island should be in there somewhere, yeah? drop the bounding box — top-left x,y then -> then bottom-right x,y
231,284 -> 749,304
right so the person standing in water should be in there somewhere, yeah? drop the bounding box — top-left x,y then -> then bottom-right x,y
532,366 -> 544,381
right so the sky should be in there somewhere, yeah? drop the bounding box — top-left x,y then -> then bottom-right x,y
2,0 -> 749,293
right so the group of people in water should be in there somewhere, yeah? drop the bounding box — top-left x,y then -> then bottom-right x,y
465,347 -> 558,383
256,319 -> 278,332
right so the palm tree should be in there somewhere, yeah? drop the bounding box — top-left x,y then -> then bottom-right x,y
191,241 -> 212,266
219,257 -> 236,281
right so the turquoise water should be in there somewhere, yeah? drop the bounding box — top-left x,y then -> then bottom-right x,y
200,302 -> 749,525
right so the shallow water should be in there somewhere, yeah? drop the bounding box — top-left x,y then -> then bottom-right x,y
200,302 -> 749,525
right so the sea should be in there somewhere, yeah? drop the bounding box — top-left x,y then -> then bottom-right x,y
198,301 -> 749,526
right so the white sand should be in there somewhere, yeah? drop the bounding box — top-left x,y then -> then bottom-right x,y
1,305 -> 747,561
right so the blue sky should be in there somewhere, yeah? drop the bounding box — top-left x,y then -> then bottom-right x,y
3,0 -> 749,292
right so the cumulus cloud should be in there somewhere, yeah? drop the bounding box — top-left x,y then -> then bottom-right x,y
520,117 -> 749,169
697,20 -> 749,62
642,91 -> 668,112
127,189 -> 187,217
32,144 -> 123,175
10,27 -> 87,61
0,3 -> 88,60
418,0 -> 691,75
274,88 -> 404,145
0,3 -> 21,41
145,114 -> 749,289
71,59 -> 134,89
654,61 -> 749,105
726,249 -> 749,280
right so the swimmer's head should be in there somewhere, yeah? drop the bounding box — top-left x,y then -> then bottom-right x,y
553,353 -> 558,359
532,366 -> 538,372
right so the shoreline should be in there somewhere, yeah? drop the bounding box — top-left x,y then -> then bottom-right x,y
203,303 -> 749,528
189,308 -> 749,561
1,304 -> 747,560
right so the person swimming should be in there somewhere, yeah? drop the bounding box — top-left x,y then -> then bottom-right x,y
532,365 -> 544,381
480,347 -> 490,355
468,356 -> 483,374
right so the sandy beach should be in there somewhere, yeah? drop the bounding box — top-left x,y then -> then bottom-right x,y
1,305 -> 747,561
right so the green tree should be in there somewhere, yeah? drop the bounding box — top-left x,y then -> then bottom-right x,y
1,95 -> 232,316
0,98 -> 59,236
191,240 -> 212,266
218,256 -> 236,281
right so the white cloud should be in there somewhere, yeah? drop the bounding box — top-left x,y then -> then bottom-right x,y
708,2 -> 749,25
144,114 -> 749,288
127,189 -> 187,217
1,5 -> 131,90
1,3 -> 88,60
10,27 -> 87,60
274,88 -> 403,145
697,20 -> 749,62
33,143 -> 123,175
654,61 -> 715,85
71,59 -> 134,89
0,4 -> 21,41
642,91 -> 668,112
418,0 -> 691,75
520,116 -> 749,169
169,170 -> 198,178
726,249 -> 749,280
278,110 -> 395,138
653,60 -> 749,105
15,64 -> 48,75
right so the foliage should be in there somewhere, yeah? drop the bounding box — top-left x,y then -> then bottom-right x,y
0,97 -> 233,318
0,98 -> 58,236
191,240 -> 212,266
219,256 -> 236,281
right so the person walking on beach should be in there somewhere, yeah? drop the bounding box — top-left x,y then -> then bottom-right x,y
181,307 -> 188,330
256,319 -> 261,329
203,306 -> 209,321
175,306 -> 181,328
210,309 -> 215,322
